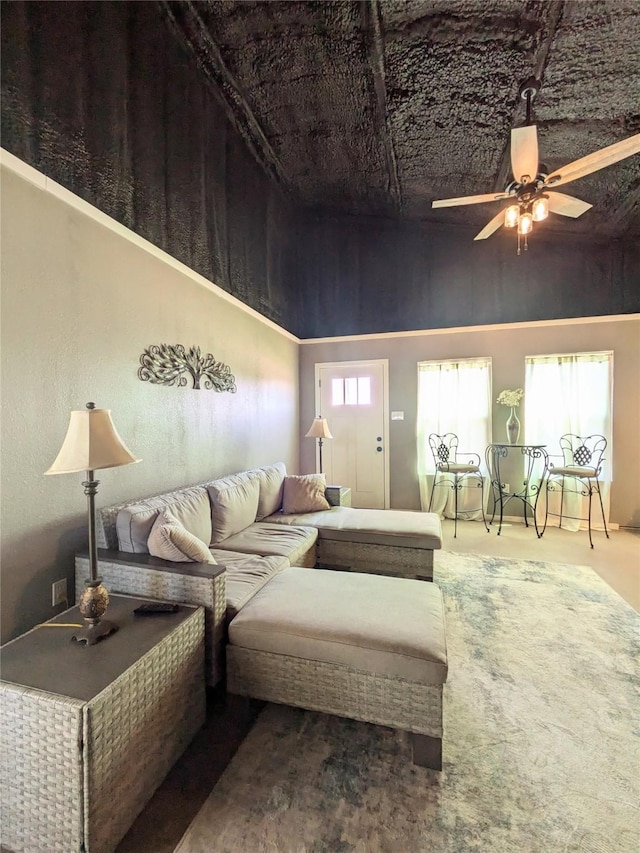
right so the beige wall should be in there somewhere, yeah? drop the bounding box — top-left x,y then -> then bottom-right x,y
1,160 -> 300,642
299,318 -> 640,524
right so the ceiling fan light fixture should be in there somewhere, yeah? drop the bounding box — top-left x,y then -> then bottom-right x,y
504,205 -> 519,228
518,210 -> 533,235
431,73 -> 640,253
532,196 -> 549,221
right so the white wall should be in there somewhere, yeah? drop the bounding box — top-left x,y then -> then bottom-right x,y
0,156 -> 300,642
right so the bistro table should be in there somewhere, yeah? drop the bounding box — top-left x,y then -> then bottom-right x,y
485,443 -> 549,536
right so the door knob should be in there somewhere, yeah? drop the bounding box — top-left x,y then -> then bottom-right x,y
376,436 -> 382,442
376,446 -> 382,452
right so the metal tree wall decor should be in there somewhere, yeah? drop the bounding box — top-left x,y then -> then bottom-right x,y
138,344 -> 237,392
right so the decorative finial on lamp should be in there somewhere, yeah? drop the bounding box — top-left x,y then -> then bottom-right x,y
305,416 -> 333,474
45,403 -> 141,645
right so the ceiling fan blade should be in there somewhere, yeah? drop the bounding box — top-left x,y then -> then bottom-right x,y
545,133 -> 640,187
432,191 -> 509,209
474,210 -> 505,241
546,191 -> 592,218
511,125 -> 539,183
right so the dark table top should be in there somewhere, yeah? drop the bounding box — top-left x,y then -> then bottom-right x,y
0,595 -> 199,702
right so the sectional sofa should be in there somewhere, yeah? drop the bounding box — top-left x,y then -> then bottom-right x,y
75,462 -> 442,686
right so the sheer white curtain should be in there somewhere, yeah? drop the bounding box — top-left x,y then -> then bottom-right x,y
417,358 -> 492,519
524,352 -> 613,531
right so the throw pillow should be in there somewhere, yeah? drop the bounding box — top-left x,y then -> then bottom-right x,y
148,509 -> 217,563
282,474 -> 331,514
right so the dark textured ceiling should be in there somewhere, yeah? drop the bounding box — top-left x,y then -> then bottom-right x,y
160,0 -> 640,238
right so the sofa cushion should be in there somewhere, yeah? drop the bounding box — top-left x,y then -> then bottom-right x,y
211,552 -> 288,617
116,486 -> 212,554
208,475 -> 260,544
228,567 -> 448,685
282,474 -> 330,514
263,506 -> 443,550
255,462 -> 287,520
213,522 -> 318,566
147,509 -> 217,564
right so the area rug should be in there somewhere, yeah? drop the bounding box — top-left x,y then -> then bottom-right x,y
176,552 -> 639,853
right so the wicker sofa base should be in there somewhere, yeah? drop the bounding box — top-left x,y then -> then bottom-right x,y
317,539 -> 434,581
227,647 -> 444,769
76,554 -> 227,687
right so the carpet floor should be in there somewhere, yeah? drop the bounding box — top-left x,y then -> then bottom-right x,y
175,552 -> 639,853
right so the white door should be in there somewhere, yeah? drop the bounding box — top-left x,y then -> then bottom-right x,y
316,360 -> 389,508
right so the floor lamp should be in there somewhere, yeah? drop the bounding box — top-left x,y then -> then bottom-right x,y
305,416 -> 333,474
45,402 -> 141,645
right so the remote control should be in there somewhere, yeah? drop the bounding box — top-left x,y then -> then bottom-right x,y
133,603 -> 179,615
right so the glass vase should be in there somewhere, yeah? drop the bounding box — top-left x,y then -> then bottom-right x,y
506,407 -> 520,444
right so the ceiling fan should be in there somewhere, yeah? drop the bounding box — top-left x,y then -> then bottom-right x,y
432,77 -> 640,253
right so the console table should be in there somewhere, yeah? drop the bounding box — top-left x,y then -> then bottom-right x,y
485,443 -> 548,536
0,595 -> 205,853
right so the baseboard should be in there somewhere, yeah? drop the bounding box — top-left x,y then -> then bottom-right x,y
499,515 -> 619,531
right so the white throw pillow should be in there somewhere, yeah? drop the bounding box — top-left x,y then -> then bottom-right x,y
148,509 -> 217,563
282,474 -> 330,514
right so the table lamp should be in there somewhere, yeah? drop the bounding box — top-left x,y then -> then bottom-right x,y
45,402 -> 141,644
305,416 -> 333,474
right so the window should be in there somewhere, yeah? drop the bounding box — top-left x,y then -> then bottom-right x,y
524,351 -> 613,530
331,376 -> 371,406
524,351 -> 613,480
416,358 -> 492,511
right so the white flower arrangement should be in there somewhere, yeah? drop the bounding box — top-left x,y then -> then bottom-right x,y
497,388 -> 524,407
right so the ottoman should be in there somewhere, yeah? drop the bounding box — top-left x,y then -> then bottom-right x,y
226,567 -> 448,769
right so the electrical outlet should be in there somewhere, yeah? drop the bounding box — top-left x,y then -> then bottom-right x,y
52,578 -> 67,607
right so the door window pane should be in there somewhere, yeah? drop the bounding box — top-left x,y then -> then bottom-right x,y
331,378 -> 344,406
332,376 -> 372,406
345,378 -> 358,405
358,377 -> 371,405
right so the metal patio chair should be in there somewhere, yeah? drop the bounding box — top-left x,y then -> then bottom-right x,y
541,433 -> 610,548
427,433 -> 488,537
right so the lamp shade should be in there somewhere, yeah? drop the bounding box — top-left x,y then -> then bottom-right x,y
504,204 -> 519,228
531,195 -> 549,221
518,211 -> 533,235
305,417 -> 333,440
45,404 -> 141,475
